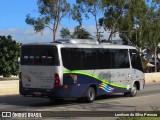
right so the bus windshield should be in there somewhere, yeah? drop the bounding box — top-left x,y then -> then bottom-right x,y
21,45 -> 59,66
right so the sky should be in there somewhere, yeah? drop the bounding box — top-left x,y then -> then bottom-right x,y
0,0 -> 119,44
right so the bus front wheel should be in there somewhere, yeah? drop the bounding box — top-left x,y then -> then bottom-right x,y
86,87 -> 96,103
124,84 -> 137,97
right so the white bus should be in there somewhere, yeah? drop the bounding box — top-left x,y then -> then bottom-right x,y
19,39 -> 145,103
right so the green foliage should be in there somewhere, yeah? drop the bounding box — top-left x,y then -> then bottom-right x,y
99,0 -> 160,71
73,0 -> 103,41
71,4 -> 83,26
71,26 -> 92,39
0,35 -> 21,77
26,0 -> 71,41
74,0 -> 103,22
60,26 -> 92,39
60,28 -> 71,38
142,1 -> 160,48
118,117 -> 160,120
100,0 -> 160,50
122,0 -> 149,48
99,0 -> 131,41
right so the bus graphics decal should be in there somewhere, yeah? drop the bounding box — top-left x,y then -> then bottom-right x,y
99,82 -> 115,92
64,70 -> 132,89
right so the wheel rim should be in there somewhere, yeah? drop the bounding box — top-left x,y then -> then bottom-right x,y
88,89 -> 95,100
131,86 -> 137,96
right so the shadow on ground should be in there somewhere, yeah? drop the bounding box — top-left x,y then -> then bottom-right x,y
0,94 -> 125,108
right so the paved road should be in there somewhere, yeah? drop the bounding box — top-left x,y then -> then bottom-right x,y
0,83 -> 160,119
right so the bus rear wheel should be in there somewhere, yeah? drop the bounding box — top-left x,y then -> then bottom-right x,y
86,87 -> 96,103
124,84 -> 137,97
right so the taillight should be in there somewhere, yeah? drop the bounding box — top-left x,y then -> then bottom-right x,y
54,73 -> 60,88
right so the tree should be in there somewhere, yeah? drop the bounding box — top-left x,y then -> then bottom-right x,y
26,0 -> 71,42
73,0 -> 103,42
99,0 -> 129,42
0,35 -> 21,77
71,26 -> 92,39
71,4 -> 83,27
100,0 -> 160,72
122,0 -> 149,48
60,26 -> 92,39
60,28 -> 71,38
99,0 -> 150,46
124,0 -> 160,71
100,0 -> 151,46
142,0 -> 160,71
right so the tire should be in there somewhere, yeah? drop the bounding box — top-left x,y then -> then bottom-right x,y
124,84 -> 137,97
86,87 -> 96,103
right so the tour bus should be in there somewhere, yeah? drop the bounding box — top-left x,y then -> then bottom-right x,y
19,39 -> 145,103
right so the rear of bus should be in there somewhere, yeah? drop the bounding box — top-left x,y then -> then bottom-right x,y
19,44 -> 61,98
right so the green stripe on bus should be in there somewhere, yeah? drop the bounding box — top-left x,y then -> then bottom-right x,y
64,70 -> 130,88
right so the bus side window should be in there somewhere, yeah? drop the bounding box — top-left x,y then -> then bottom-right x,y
130,50 -> 144,72
61,48 -> 83,70
111,49 -> 130,68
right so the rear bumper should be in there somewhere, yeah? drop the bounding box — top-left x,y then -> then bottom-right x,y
19,87 -> 58,97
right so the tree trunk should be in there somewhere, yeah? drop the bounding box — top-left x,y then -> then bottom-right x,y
108,32 -> 112,42
53,20 -> 56,42
53,29 -> 56,42
154,46 -> 157,72
94,13 -> 100,43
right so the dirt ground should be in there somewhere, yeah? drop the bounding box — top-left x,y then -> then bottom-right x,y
0,80 -> 19,95
145,73 -> 160,84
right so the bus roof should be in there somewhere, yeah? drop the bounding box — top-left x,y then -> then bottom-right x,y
22,41 -> 136,50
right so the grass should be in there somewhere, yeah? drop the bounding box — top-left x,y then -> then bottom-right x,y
117,115 -> 160,120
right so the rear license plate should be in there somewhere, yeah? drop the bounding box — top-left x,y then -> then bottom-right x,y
34,92 -> 41,96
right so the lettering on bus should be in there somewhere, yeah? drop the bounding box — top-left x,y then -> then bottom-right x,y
29,71 -> 47,76
28,71 -> 53,82
99,72 -> 125,80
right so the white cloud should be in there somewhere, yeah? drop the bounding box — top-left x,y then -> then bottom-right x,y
0,27 -> 53,44
84,25 -> 120,40
0,25 -> 120,44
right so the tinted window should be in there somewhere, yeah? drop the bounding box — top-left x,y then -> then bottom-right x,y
61,48 -> 97,70
97,49 -> 129,69
61,48 -> 130,70
21,45 -> 59,66
81,49 -> 98,69
97,49 -> 113,69
130,49 -> 144,72
61,48 -> 83,70
111,49 -> 130,68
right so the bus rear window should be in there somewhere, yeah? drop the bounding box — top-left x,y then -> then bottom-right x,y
21,45 -> 59,66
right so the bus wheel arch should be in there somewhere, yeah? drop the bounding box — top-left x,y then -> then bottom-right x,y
134,81 -> 140,90
90,84 -> 97,94
124,81 -> 139,97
